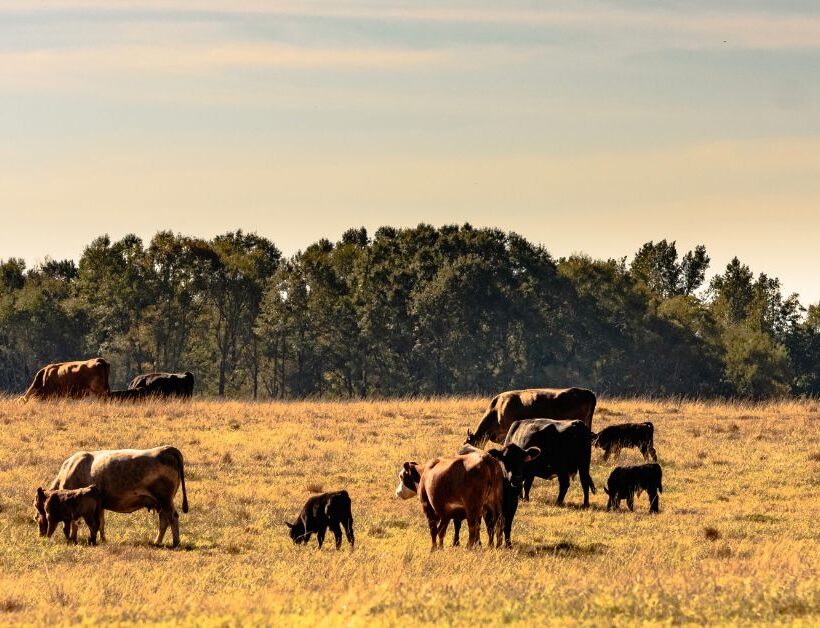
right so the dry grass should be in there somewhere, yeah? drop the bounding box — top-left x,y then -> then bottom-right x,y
0,396 -> 818,625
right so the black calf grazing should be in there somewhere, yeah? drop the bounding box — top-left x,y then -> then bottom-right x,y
286,490 -> 355,549
593,422 -> 657,461
604,463 -> 663,513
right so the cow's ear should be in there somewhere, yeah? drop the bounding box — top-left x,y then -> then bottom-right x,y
36,487 -> 45,502
487,448 -> 503,460
466,429 -> 474,438
284,521 -> 294,528
403,461 -> 417,471
524,446 -> 541,463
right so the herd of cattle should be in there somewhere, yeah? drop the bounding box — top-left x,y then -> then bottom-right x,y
22,357 -> 193,401
23,359 -> 664,551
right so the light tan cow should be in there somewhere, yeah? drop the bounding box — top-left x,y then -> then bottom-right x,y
41,446 -> 189,547
466,387 -> 597,446
22,358 -> 110,400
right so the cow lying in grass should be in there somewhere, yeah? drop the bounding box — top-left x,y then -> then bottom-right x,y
286,490 -> 355,550
604,463 -> 663,513
593,422 -> 657,461
34,485 -> 103,545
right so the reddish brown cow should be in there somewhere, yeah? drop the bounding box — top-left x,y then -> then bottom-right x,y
466,387 -> 597,446
22,358 -> 110,400
396,451 -> 504,549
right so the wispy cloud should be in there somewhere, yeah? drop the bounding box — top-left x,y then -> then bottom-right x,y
4,2 -> 820,49
0,42 -> 449,87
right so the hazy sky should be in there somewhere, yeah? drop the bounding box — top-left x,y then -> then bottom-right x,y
1,1 -> 819,303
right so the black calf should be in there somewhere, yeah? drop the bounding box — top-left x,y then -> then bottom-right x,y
286,490 -> 355,549
593,422 -> 657,461
604,463 -> 663,513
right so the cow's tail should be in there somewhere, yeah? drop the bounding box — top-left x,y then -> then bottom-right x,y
169,447 -> 189,513
22,367 -> 46,401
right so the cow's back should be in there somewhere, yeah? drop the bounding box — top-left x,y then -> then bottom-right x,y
505,419 -> 590,474
50,451 -> 95,490
496,388 -> 596,430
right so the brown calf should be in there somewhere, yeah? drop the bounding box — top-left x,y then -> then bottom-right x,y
34,485 -> 103,545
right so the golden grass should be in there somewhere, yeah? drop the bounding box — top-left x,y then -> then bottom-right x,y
0,396 -> 818,625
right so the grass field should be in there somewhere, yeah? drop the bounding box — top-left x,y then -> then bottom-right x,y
0,396 -> 818,625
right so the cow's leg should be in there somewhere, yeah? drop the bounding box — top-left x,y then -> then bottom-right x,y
62,521 -> 71,541
316,525 -> 326,548
70,519 -> 79,542
98,509 -> 106,543
169,508 -> 181,548
602,446 -> 610,461
427,518 -> 439,550
154,510 -> 170,546
626,492 -> 634,511
83,515 -> 98,545
606,493 -> 614,511
556,474 -> 570,505
649,446 -> 658,462
436,518 -> 450,548
523,476 -> 534,502
330,522 -> 343,549
452,519 -> 462,546
648,490 -> 659,513
483,511 -> 495,548
344,517 -> 355,548
466,515 -> 481,548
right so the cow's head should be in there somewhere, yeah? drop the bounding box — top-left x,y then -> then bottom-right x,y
463,429 -> 489,449
33,487 -> 48,536
488,444 -> 540,490
395,462 -> 421,499
285,519 -> 308,544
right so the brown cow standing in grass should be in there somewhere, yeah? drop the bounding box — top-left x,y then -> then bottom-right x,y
396,451 -> 504,549
466,387 -> 596,446
22,358 -> 110,400
43,446 -> 189,547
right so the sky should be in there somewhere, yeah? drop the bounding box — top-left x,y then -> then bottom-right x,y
1,1 -> 819,304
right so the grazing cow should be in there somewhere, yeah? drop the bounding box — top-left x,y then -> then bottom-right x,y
108,388 -> 150,402
593,422 -> 657,461
285,490 -> 355,550
34,485 -> 103,545
128,371 -> 194,398
503,419 -> 596,506
396,450 -> 504,549
604,463 -> 663,513
451,443 -> 540,547
466,388 -> 596,446
22,358 -> 110,400
45,446 -> 189,547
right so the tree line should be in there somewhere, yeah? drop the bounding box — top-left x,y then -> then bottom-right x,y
1,225 -> 817,398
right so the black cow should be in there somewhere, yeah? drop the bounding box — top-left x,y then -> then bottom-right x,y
452,443 -> 541,547
604,463 -> 663,513
108,388 -> 150,401
593,422 -> 657,461
285,490 -> 355,550
503,419 -> 596,506
128,371 -> 194,398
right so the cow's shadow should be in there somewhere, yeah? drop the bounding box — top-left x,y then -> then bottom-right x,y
521,540 -> 606,557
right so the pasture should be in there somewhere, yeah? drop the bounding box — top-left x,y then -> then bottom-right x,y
0,397 -> 818,625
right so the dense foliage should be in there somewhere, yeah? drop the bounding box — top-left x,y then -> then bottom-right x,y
1,226 -> 816,398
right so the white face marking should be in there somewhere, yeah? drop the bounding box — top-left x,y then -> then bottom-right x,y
395,474 -> 417,499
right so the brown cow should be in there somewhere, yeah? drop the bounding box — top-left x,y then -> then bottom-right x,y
44,446 -> 189,547
396,451 -> 504,549
22,358 -> 110,400
466,387 -> 596,446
